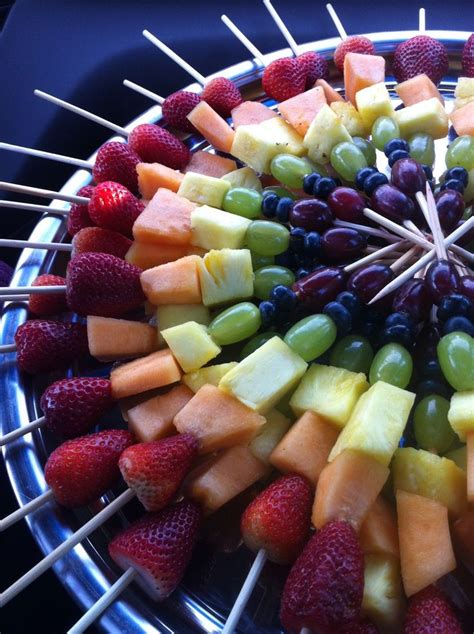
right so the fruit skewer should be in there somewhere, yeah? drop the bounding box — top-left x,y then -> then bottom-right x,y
262,0 -> 300,56
122,79 -> 165,106
0,141 -> 93,171
0,239 -> 73,252
0,179 -> 89,206
325,3 -> 376,70
220,15 -> 267,67
142,29 -> 207,85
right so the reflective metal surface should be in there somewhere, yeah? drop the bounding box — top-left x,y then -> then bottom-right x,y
1,30 -> 470,633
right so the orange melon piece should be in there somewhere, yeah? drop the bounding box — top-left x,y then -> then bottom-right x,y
132,188 -> 195,246
110,349 -> 182,399
396,490 -> 456,597
315,78 -> 345,103
467,431 -> 474,503
450,101 -> 474,137
344,52 -> 386,105
395,73 -> 444,106
137,162 -> 184,199
278,86 -> 328,136
270,411 -> 339,485
174,383 -> 266,453
312,449 -> 390,530
125,241 -> 189,270
231,101 -> 279,128
184,150 -> 237,178
87,316 -> 157,361
186,445 -> 268,514
140,255 -> 202,305
187,101 -> 235,153
127,384 -> 194,442
359,496 -> 400,559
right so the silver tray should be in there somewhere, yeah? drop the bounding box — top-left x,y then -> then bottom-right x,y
1,29 -> 471,634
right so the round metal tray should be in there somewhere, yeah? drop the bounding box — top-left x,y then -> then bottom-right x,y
1,29 -> 471,634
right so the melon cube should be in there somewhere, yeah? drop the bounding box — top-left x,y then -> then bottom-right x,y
249,409 -> 292,464
448,390 -> 474,441
140,255 -> 202,305
329,381 -> 415,467
161,320 -> 220,373
219,336 -> 308,413
110,349 -> 182,399
344,52 -> 386,105
182,362 -> 238,392
198,248 -> 254,306
303,104 -> 352,164
187,101 -> 235,153
231,101 -> 278,128
184,150 -> 237,178
178,171 -> 230,209
132,188 -> 194,246
125,241 -> 189,270
468,432 -> 474,503
450,102 -> 474,136
174,383 -> 266,453
315,78 -> 345,103
330,101 -> 369,137
137,162 -> 184,198
221,166 -> 263,192
190,205 -> 251,250
394,97 -> 449,140
87,316 -> 157,361
355,82 -> 395,129
278,86 -> 327,136
362,554 -> 405,633
359,496 -> 400,559
395,73 -> 444,107
290,364 -> 369,427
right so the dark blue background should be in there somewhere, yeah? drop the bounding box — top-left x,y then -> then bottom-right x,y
1,1 -> 473,632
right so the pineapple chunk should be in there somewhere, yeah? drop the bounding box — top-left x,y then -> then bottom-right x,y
454,77 -> 474,105
190,205 -> 251,250
355,82 -> 395,129
392,447 -> 467,516
362,554 -> 405,633
290,364 -> 369,428
329,381 -> 415,467
182,361 -> 238,392
448,390 -> 474,441
394,97 -> 449,140
231,117 -> 305,174
161,321 -> 220,373
303,104 -> 352,164
219,336 -> 308,413
198,248 -> 254,306
221,166 -> 263,191
330,101 -> 369,137
445,445 -> 467,471
249,408 -> 292,464
178,171 -> 230,208
156,303 -> 210,347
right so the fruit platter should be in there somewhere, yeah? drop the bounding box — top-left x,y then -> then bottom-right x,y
1,6 -> 474,632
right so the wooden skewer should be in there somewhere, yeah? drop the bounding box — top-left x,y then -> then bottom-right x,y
221,15 -> 267,66
390,245 -> 420,272
325,3 -> 348,39
344,240 -> 407,273
0,416 -> 46,447
0,343 -> 17,353
419,7 -> 426,33
0,285 -> 66,295
425,183 -> 448,259
333,219 -> 399,242
0,200 -> 70,215
0,239 -> 72,252
363,208 -> 433,251
1,488 -> 55,531
0,295 -> 29,302
0,142 -> 93,170
0,181 -> 90,205
142,30 -> 207,85
262,0 -> 300,55
123,79 -> 164,104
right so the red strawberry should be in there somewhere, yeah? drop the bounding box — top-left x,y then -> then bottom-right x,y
45,429 -> 134,507
88,181 -> 144,237
128,123 -> 190,170
297,51 -> 329,88
119,434 -> 198,511
336,618 -> 379,633
403,586 -> 463,634
201,77 -> 242,118
67,185 -> 95,236
262,57 -> 306,102
72,226 -> 132,259
40,377 -> 114,438
15,319 -> 88,374
280,520 -> 364,633
66,252 -> 145,317
334,36 -> 375,72
393,35 -> 449,85
28,274 -> 68,316
241,474 -> 313,564
462,33 -> 474,77
109,499 -> 201,601
93,142 -> 141,194
162,90 -> 202,133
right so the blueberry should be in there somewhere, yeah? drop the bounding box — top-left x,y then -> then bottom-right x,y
303,172 -> 321,195
336,290 -> 363,318
380,324 -> 414,348
416,379 -> 451,399
388,149 -> 410,167
384,138 -> 410,156
274,250 -> 295,268
437,294 -> 474,322
313,177 -> 337,199
323,301 -> 352,336
261,193 -> 279,218
296,267 -> 310,280
275,197 -> 293,223
421,357 -> 443,380
440,178 -> 465,194
385,311 -> 414,329
303,231 -> 322,257
355,166 -> 378,190
445,167 -> 468,186
259,300 -> 277,328
421,165 -> 433,181
270,285 -> 298,311
363,172 -> 389,196
289,227 -> 306,253
443,315 -> 474,336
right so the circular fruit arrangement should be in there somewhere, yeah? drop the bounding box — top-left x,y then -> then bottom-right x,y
1,17 -> 474,634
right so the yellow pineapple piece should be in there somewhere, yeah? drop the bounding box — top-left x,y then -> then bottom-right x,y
330,101 -> 369,137
221,166 -> 263,191
454,77 -> 474,109
249,409 -> 292,464
190,205 -> 251,250
448,390 -> 474,441
156,303 -> 210,347
362,554 -> 405,633
182,362 -> 238,392
161,321 -> 220,373
177,171 -> 230,208
198,248 -> 254,306
355,82 -> 395,129
303,104 -> 352,164
394,97 -> 449,140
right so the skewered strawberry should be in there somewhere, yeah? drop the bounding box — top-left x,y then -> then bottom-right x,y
333,36 -> 375,71
336,618 -> 379,633
72,226 -> 132,259
201,77 -> 242,118
297,51 -> 329,88
403,586 -> 463,633
393,35 -> 449,84
119,434 -> 199,511
109,499 -> 201,600
128,124 -> 190,169
28,274 -> 68,316
162,90 -> 202,133
67,185 -> 95,236
262,57 -> 306,101
44,429 -> 134,507
88,181 -> 144,237
462,33 -> 474,77
93,142 -> 141,194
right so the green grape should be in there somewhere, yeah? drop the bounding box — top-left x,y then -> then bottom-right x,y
329,335 -> 374,374
241,331 -> 281,359
246,220 -> 290,256
223,187 -> 263,219
414,394 -> 455,454
270,154 -> 314,189
463,169 -> 474,204
371,116 -> 401,151
311,162 -> 329,177
352,137 -> 377,166
437,331 -> 474,392
251,252 -> 275,271
330,141 -> 368,182
446,135 -> 474,171
444,445 -> 467,471
262,186 -> 297,200
369,343 -> 413,389
208,302 -> 261,346
408,133 -> 435,166
284,314 -> 337,362
254,266 -> 295,300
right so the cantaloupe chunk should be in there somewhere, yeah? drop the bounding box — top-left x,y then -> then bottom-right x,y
278,86 -> 327,136
450,102 -> 474,136
110,349 -> 182,399
186,445 -> 268,514
137,162 -> 184,198
125,242 -> 189,270
127,384 -> 194,442
140,255 -> 202,305
396,490 -> 456,597
173,384 -> 266,453
344,52 -> 386,105
395,73 -> 444,106
184,150 -> 237,178
187,101 -> 235,153
87,316 -> 157,361
312,449 -> 389,530
270,411 -> 339,485
315,78 -> 345,103
132,188 -> 194,246
231,101 -> 278,128
359,496 -> 399,559
467,431 -> 474,503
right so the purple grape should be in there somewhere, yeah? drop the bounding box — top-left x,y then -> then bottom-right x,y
454,219 -> 474,248
289,199 -> 333,232
459,275 -> 474,302
326,187 -> 366,222
347,262 -> 394,304
435,189 -> 465,231
321,227 -> 367,261
371,184 -> 415,222
391,158 -> 427,195
392,278 -> 432,323
425,259 -> 460,304
293,266 -> 346,311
